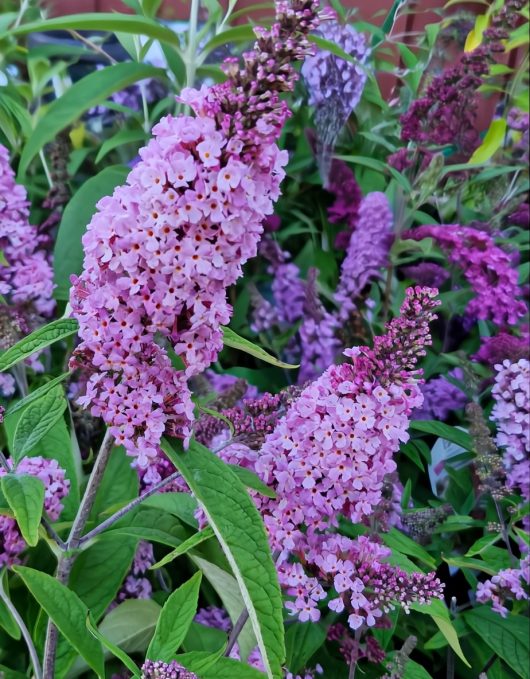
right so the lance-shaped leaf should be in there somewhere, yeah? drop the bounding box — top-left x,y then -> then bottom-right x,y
151,527 -> 214,570
162,438 -> 285,679
17,62 -> 164,177
221,326 -> 298,369
12,385 -> 67,463
147,571 -> 202,661
6,372 -> 70,416
0,474 -> 44,546
0,318 -> 79,372
410,599 -> 470,668
13,566 -> 105,676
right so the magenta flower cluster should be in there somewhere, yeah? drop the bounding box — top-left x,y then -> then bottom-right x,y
326,159 -> 362,249
335,191 -> 394,320
491,358 -> 530,501
0,456 -> 69,567
0,144 -> 55,316
405,225 -> 527,326
476,555 -> 530,617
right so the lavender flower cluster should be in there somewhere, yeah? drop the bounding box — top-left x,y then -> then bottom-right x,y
491,358 -> 530,501
335,191 -> 394,319
406,225 -> 527,326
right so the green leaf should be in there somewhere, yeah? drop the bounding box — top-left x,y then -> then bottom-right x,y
222,326 -> 298,369
151,527 -> 214,570
183,622 -> 228,654
402,659 -> 434,679
3,412 -> 80,520
381,527 -> 438,570
199,25 -> 256,56
465,534 -> 501,557
373,0 -> 404,46
410,599 -> 470,667
0,571 -> 21,640
18,63 -> 163,177
86,613 -> 141,677
465,607 -> 530,678
200,658 -> 267,678
468,118 -> 507,164
442,555 -> 497,576
13,566 -> 105,676
161,437 -> 285,679
285,622 -> 327,674
54,165 -> 130,300
12,385 -> 67,463
0,474 -> 45,546
0,318 -> 79,372
98,598 -> 161,655
410,420 -> 473,451
92,444 -> 139,519
95,129 -> 146,164
228,465 -> 277,499
142,491 -> 199,528
108,507 -> 188,548
5,372 -> 70,416
69,534 -> 138,621
7,13 -> 181,47
147,571 -> 202,661
308,34 -> 361,64
191,556 -> 256,662
174,647 -> 226,674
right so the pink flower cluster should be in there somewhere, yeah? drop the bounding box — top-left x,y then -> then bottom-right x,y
405,225 -> 527,327
248,287 -> 443,628
490,359 -> 530,501
0,145 -> 55,316
335,192 -> 394,320
278,535 -> 442,628
70,2 -> 327,463
0,456 -> 69,567
476,555 -> 530,617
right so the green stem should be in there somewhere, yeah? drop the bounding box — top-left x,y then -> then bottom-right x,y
0,571 -> 43,679
185,0 -> 201,89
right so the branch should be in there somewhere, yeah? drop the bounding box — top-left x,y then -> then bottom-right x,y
79,470 -> 181,546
